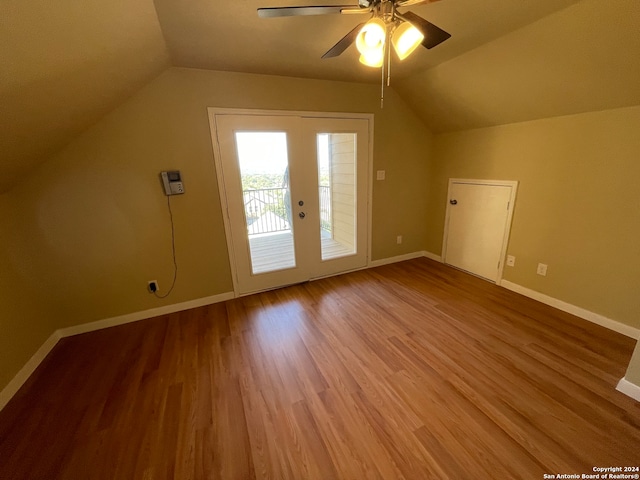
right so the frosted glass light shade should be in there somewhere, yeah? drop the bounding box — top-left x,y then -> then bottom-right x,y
359,48 -> 384,67
356,18 -> 386,56
391,21 -> 424,60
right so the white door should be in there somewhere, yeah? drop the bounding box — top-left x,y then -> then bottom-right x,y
443,180 -> 517,282
210,112 -> 370,294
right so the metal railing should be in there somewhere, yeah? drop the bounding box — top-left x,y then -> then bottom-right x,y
243,186 -> 332,236
244,187 -> 289,235
319,185 -> 332,233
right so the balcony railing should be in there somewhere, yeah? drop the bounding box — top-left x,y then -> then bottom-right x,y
319,185 -> 331,232
244,188 -> 289,235
243,186 -> 332,236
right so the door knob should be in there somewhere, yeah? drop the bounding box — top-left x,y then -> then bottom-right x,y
450,199 -> 458,205
298,200 -> 304,206
299,212 -> 306,219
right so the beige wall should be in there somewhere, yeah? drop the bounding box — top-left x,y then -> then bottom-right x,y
0,67 -> 432,392
0,195 -> 60,389
427,105 -> 640,329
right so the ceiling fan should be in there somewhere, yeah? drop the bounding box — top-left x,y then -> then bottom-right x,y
257,0 -> 451,67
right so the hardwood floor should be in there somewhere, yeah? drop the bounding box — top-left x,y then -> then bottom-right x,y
1,258 -> 638,479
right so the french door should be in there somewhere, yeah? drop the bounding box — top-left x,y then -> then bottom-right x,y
209,110 -> 371,295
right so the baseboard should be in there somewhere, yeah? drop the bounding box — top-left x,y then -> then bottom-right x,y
59,292 -> 235,338
616,377 -> 640,402
500,280 -> 640,339
0,331 -> 61,411
369,251 -> 427,268
423,251 -> 443,263
0,291 -> 235,412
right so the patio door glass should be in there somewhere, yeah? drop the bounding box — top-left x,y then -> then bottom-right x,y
211,112 -> 370,295
235,131 -> 295,274
317,133 -> 357,261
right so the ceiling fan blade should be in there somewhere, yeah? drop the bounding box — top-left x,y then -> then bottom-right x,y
340,6 -> 372,14
396,0 -> 440,7
322,22 -> 365,58
400,11 -> 451,49
258,5 -> 364,18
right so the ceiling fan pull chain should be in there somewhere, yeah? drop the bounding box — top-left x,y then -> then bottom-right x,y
380,35 -> 385,108
387,4 -> 394,88
386,31 -> 392,87
380,59 -> 385,108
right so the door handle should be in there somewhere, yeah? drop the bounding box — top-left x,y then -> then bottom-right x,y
298,200 -> 304,206
299,212 -> 306,219
450,199 -> 458,205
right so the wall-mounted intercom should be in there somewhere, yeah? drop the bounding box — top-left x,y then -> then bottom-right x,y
160,170 -> 185,196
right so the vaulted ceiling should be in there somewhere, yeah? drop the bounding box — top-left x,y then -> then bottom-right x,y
2,0 -> 639,193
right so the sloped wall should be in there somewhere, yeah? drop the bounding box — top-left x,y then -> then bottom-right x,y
0,195 -> 59,390
395,0 -> 640,133
1,67 -> 433,393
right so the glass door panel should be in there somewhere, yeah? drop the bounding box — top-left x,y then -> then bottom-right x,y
317,133 -> 357,260
235,132 -> 295,274
303,117 -> 369,279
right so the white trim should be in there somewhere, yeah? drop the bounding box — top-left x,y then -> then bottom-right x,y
207,107 -> 374,121
616,377 -> 640,402
366,117 -> 375,274
0,331 -> 61,411
423,251 -> 443,263
0,291 -> 234,412
500,280 -> 640,339
58,292 -> 235,337
208,110 -> 241,296
369,251 -> 427,268
442,179 -> 518,284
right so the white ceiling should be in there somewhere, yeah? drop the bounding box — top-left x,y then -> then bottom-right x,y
2,0 -> 639,193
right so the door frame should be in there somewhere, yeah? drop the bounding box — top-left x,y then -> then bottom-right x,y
441,178 -> 518,284
207,107 -> 374,296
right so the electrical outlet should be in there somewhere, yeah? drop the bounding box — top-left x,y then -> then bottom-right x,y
506,255 -> 515,267
148,280 -> 159,293
536,263 -> 548,276
376,170 -> 386,181
397,235 -> 402,245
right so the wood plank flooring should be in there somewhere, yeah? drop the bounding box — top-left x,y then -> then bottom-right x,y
1,258 -> 638,479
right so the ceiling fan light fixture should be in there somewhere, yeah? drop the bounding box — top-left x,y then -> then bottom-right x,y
257,0 -> 452,105
391,21 -> 424,60
355,18 -> 386,57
